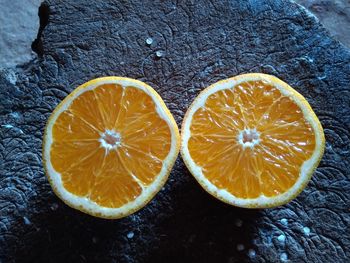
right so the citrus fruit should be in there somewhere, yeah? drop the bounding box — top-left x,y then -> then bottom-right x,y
43,77 -> 180,218
181,73 -> 325,208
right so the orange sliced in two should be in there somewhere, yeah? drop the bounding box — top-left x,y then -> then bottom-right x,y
43,73 -> 324,216
43,77 -> 180,218
181,73 -> 325,208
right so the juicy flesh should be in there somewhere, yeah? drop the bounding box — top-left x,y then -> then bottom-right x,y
188,80 -> 316,198
51,84 -> 171,208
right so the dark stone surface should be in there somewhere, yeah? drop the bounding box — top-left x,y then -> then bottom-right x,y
0,0 -> 349,262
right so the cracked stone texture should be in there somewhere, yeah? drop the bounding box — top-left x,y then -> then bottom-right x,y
0,0 -> 350,262
1,0 -> 349,69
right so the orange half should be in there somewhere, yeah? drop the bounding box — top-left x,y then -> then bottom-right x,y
43,77 -> 180,218
181,73 -> 325,208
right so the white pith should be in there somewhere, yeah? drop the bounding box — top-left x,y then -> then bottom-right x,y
44,77 -> 179,217
181,74 -> 324,207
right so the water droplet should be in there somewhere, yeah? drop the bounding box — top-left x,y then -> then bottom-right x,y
234,218 -> 243,227
248,249 -> 256,258
277,234 -> 286,242
23,216 -> 31,225
280,252 -> 288,261
236,244 -> 244,251
303,226 -> 310,236
280,218 -> 288,226
127,231 -> 134,239
155,50 -> 164,58
146,37 -> 153,45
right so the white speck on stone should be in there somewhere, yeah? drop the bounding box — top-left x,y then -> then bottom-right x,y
156,50 -> 164,58
23,216 -> 31,225
146,37 -> 153,45
280,218 -> 288,226
1,124 -> 23,134
127,231 -> 134,239
303,226 -> 310,236
10,112 -> 20,119
236,244 -> 244,251
303,56 -> 314,63
5,70 -> 17,85
234,218 -> 243,227
248,249 -> 256,258
280,252 -> 288,261
277,234 -> 286,242
50,203 -> 59,211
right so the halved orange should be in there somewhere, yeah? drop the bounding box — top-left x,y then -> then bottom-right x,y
43,77 -> 180,218
181,73 -> 325,208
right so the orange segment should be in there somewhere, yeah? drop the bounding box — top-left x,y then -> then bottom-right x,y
115,87 -> 157,132
60,147 -> 105,197
89,150 -> 142,208
123,117 -> 171,160
68,89 -> 105,132
43,77 -> 180,218
52,111 -> 100,141
50,140 -> 101,172
118,145 -> 163,186
181,73 -> 325,208
93,84 -> 124,130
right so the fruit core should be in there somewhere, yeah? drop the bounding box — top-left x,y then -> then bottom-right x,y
238,128 -> 260,148
100,130 -> 121,150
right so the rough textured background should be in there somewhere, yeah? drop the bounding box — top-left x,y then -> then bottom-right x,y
1,0 -> 350,69
0,0 -> 350,262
